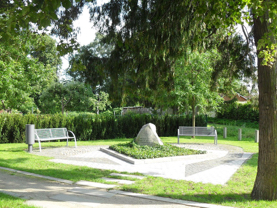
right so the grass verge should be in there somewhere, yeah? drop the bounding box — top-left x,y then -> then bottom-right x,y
0,192 -> 36,208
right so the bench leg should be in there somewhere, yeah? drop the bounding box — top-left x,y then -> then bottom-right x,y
177,129 -> 180,144
214,136 -> 217,145
38,140 -> 41,152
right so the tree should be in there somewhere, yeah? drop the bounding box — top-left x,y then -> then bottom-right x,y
67,33 -> 112,92
174,50 -> 223,129
39,81 -> 93,114
31,34 -> 62,74
0,0 -> 84,55
0,32 -> 57,113
90,91 -> 111,114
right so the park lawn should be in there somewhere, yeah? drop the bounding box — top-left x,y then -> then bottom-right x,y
0,138 -> 134,183
0,126 -> 275,208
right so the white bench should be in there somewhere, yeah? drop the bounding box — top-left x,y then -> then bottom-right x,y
34,128 -> 77,152
177,126 -> 217,145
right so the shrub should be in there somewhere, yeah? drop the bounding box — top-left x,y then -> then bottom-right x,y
109,141 -> 206,159
217,102 -> 259,122
0,113 -> 207,143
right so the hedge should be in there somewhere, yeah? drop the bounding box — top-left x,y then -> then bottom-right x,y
217,102 -> 259,122
0,113 -> 207,143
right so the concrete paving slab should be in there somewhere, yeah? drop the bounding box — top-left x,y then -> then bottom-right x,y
110,173 -> 145,179
69,187 -> 116,198
50,193 -> 102,207
26,200 -> 87,208
185,153 -> 253,184
75,180 -> 117,188
101,177 -> 135,184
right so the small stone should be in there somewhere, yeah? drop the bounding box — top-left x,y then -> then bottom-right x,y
135,123 -> 163,147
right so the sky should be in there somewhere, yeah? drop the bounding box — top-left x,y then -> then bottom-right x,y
58,5 -> 97,80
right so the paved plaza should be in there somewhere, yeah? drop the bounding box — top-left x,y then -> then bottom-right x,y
32,143 -> 253,185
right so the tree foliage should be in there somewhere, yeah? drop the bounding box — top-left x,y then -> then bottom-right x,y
0,32 -> 57,113
67,33 -> 112,92
39,81 -> 92,114
39,81 -> 110,114
174,50 -> 223,115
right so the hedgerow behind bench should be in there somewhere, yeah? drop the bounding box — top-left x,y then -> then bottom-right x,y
34,128 -> 77,152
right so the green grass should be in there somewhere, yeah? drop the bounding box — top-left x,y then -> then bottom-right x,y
0,125 -> 275,208
0,192 -> 37,208
0,139 -> 133,183
109,142 -> 205,159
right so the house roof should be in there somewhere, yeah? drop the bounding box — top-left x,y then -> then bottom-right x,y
223,93 -> 248,102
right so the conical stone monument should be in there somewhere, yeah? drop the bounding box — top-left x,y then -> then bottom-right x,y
135,123 -> 163,147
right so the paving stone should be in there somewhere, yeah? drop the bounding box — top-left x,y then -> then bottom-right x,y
50,194 -> 101,207
68,187 -> 115,198
75,180 -> 117,188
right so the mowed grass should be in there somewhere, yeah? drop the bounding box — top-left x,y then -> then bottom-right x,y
0,139 -> 133,183
0,192 -> 37,208
1,124 -> 276,208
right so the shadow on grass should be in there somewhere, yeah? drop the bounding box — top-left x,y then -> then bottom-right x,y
160,193 -> 251,203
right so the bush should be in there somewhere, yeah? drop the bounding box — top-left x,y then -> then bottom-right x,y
208,117 -> 259,129
217,102 -> 259,122
109,141 -> 206,159
0,113 -> 207,143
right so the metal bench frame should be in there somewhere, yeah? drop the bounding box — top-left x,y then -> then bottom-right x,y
177,126 -> 217,145
34,128 -> 77,152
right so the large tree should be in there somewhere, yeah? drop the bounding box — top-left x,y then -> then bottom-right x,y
174,49 -> 223,128
0,32 -> 57,113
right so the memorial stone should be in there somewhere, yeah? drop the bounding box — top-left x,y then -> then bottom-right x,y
135,123 -> 163,147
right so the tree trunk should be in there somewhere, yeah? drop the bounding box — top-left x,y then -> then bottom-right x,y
61,99 -> 65,115
251,11 -> 277,200
192,95 -> 196,138
1,100 -> 6,110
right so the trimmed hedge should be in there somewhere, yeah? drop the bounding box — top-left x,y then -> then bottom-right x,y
217,102 -> 259,122
0,113 -> 207,143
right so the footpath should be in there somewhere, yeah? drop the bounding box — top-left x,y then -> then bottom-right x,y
0,144 -> 252,208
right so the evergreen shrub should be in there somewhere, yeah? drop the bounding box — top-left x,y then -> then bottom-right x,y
217,102 -> 258,122
0,113 -> 207,143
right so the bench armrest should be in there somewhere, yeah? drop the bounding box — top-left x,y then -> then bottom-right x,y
67,130 -> 77,148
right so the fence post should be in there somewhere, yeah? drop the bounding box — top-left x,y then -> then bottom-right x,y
223,127 -> 227,138
255,130 -> 259,143
238,129 -> 242,141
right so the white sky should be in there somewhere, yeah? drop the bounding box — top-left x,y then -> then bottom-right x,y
58,6 -> 97,80
58,1 -> 110,80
